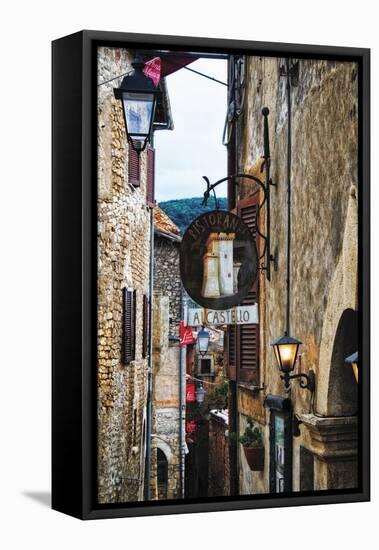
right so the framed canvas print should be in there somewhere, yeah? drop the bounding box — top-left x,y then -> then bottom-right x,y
52,30 -> 370,519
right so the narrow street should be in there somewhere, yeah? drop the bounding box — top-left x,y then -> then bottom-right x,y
96,47 -> 359,503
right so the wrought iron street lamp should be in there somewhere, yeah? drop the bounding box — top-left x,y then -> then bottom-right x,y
345,351 -> 358,382
197,326 -> 210,356
113,56 -> 158,153
271,333 -> 315,393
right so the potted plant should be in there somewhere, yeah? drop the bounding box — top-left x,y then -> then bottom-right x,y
239,416 -> 264,471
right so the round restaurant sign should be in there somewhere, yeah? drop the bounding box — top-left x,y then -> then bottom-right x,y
180,210 -> 258,310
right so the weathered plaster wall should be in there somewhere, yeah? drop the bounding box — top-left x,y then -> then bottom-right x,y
236,57 -> 358,493
154,236 -> 181,337
151,292 -> 182,499
97,47 -> 151,503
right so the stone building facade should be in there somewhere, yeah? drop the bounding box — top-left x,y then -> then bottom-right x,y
150,292 -> 184,500
226,56 -> 358,495
149,210 -> 184,500
154,207 -> 182,336
96,47 -> 172,503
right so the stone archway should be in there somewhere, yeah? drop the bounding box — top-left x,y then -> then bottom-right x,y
299,186 -> 358,490
315,186 -> 358,417
326,309 -> 358,416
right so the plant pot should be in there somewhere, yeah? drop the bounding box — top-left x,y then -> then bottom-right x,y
242,446 -> 264,471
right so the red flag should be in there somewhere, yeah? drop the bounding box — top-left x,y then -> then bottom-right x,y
143,55 -> 199,87
179,321 -> 195,346
143,57 -> 161,87
186,383 -> 196,403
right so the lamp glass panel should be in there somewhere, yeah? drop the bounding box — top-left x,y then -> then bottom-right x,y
198,335 -> 209,354
122,92 -> 155,138
273,345 -> 281,370
351,363 -> 358,383
196,386 -> 205,403
278,342 -> 298,372
197,329 -> 209,354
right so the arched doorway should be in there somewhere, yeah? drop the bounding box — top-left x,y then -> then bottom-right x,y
327,308 -> 358,416
157,448 -> 168,500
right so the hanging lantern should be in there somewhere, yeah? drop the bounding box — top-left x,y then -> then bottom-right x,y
345,351 -> 358,382
113,56 -> 158,153
195,384 -> 206,404
271,333 -> 314,392
271,333 -> 302,373
197,326 -> 210,356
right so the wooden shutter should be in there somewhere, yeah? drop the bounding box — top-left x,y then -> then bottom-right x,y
146,146 -> 155,207
128,145 -> 140,187
236,193 -> 260,384
227,325 -> 237,381
142,294 -> 149,359
227,205 -> 237,381
122,288 -> 136,365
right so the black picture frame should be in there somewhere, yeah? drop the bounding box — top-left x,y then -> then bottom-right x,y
52,30 -> 370,520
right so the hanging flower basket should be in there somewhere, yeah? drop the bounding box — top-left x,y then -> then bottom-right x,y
242,445 -> 264,471
239,416 -> 265,471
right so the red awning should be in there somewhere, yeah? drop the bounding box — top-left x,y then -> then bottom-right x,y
144,55 -> 198,86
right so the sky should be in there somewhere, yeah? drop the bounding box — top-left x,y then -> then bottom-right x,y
154,58 -> 228,203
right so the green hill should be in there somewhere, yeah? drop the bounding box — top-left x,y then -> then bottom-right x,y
158,197 -> 227,234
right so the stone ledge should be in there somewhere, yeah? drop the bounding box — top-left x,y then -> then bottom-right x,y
298,413 -> 358,461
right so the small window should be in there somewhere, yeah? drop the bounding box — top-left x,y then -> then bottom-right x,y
198,355 -> 214,376
122,288 -> 136,365
128,145 -> 140,187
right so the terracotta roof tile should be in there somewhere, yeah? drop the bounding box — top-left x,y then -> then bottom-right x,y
154,206 -> 181,236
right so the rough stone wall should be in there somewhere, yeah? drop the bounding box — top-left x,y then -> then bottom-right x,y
151,292 -> 182,499
97,46 -> 152,503
154,235 -> 181,337
235,57 -> 358,494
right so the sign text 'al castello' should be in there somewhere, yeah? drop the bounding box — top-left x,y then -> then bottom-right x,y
187,305 -> 259,327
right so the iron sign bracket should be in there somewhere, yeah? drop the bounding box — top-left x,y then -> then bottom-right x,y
202,107 -> 275,281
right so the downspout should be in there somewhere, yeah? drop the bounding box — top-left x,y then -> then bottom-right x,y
179,286 -> 186,498
144,198 -> 154,500
285,57 -> 292,335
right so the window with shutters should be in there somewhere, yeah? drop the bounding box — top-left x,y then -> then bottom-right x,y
146,146 -> 155,207
197,356 -> 214,376
235,193 -> 260,384
128,145 -> 140,187
142,294 -> 149,359
122,288 -> 136,365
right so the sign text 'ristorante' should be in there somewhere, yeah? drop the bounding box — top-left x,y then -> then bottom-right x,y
180,210 -> 258,310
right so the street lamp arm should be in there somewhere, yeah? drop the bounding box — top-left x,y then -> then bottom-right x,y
281,370 -> 316,393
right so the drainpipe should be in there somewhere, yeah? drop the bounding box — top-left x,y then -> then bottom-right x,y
285,57 -> 292,336
144,204 -> 154,501
179,286 -> 186,498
